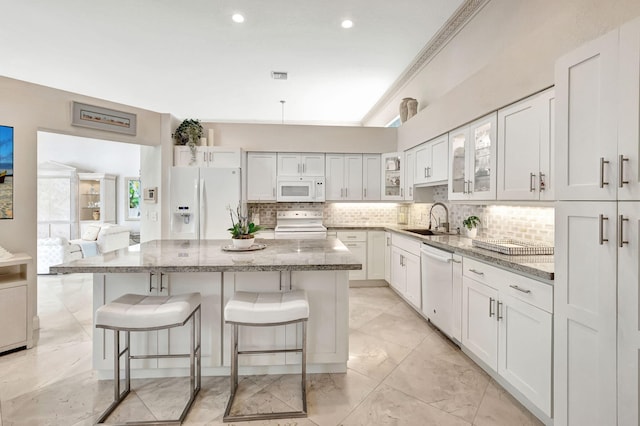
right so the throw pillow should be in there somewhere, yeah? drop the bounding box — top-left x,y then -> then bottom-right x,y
82,225 -> 101,241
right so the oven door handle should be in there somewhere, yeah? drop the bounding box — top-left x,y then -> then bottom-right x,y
420,249 -> 452,263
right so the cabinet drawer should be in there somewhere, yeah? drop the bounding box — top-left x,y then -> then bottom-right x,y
502,273 -> 552,313
391,233 -> 421,256
463,257 -> 503,286
463,257 -> 552,312
337,231 -> 367,242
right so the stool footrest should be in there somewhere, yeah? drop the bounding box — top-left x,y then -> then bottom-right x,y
238,348 -> 302,356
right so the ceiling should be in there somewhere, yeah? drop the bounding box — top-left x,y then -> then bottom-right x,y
1,0 -> 466,126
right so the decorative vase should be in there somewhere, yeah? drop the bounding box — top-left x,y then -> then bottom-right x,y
399,98 -> 411,123
406,98 -> 418,119
93,211 -> 100,221
232,237 -> 255,249
464,227 -> 477,239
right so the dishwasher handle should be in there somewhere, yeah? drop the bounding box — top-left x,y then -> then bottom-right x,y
420,248 -> 452,263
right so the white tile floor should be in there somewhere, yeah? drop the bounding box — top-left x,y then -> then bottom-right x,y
0,274 -> 543,425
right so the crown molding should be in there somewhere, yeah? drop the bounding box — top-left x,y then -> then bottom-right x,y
362,0 -> 491,125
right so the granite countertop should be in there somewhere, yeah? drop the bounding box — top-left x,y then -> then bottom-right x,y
385,226 -> 554,282
50,238 -> 363,274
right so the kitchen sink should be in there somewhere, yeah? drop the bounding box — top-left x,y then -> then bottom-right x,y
404,228 -> 442,236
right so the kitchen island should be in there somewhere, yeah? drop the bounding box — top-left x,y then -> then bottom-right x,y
51,238 -> 362,379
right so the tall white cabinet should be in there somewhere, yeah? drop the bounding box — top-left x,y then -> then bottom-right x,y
554,16 -> 640,426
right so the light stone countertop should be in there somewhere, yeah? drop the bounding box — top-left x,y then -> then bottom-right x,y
50,238 -> 363,274
327,224 -> 554,281
385,226 -> 554,282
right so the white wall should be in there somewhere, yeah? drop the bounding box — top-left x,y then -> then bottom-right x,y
367,0 -> 640,150
37,132 -> 141,231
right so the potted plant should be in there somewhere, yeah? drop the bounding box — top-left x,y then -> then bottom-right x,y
462,215 -> 481,238
228,204 -> 263,248
172,119 -> 203,164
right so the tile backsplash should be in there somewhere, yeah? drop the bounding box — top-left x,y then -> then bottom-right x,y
248,189 -> 554,246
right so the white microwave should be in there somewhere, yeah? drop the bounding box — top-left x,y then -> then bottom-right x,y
276,177 -> 325,202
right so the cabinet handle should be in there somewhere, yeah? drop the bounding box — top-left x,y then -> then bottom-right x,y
400,254 -> 404,266
463,180 -> 468,194
599,214 -> 609,245
401,188 -> 404,197
509,284 -> 531,294
427,166 -> 431,177
298,164 -> 301,173
619,215 -> 629,248
539,173 -> 546,192
619,155 -> 629,188
424,168 -> 428,178
600,157 -> 610,188
273,188 -> 276,197
530,173 -> 536,192
497,301 -> 503,321
451,258 -> 462,264
345,188 -> 348,198
203,152 -> 207,162
340,188 -> 344,198
386,236 -> 390,246
149,272 -> 155,292
347,235 -> 357,239
159,272 -> 166,292
469,268 -> 484,276
302,163 -> 306,174
409,186 -> 413,197
209,152 -> 213,163
346,243 -> 358,247
489,297 -> 495,317
364,188 -> 367,198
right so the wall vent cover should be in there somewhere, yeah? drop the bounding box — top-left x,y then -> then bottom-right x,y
271,71 -> 288,80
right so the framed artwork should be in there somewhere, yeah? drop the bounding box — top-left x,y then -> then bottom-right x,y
125,177 -> 141,221
71,101 -> 137,135
0,126 -> 13,220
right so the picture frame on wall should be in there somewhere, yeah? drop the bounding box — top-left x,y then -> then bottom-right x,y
0,125 -> 14,220
71,101 -> 137,136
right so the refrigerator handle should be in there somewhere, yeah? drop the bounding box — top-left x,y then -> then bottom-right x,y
199,178 -> 205,240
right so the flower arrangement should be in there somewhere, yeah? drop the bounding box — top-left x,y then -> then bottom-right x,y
227,204 -> 262,239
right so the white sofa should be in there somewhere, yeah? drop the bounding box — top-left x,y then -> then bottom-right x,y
37,224 -> 130,274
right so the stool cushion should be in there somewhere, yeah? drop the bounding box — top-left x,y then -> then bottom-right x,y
225,290 -> 309,324
96,292 -> 201,330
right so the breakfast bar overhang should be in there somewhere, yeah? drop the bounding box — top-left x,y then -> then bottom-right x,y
51,238 -> 362,379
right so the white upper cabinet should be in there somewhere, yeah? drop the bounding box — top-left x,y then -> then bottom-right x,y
325,154 -> 363,201
277,153 -> 325,176
362,154 -> 381,201
174,146 -> 241,168
404,148 -> 415,201
448,113 -> 497,201
414,135 -> 449,186
247,152 -> 277,201
555,30 -> 618,201
618,18 -> 640,201
497,88 -> 555,201
381,152 -> 404,201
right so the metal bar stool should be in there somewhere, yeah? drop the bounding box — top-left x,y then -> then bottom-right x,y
94,292 -> 202,425
223,290 -> 309,422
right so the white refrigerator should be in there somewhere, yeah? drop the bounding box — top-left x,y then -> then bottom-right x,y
170,167 -> 241,240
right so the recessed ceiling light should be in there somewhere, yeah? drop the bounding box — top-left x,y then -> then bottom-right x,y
232,13 -> 245,23
341,19 -> 353,29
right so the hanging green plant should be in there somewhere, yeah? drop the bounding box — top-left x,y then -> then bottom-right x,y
172,119 -> 203,163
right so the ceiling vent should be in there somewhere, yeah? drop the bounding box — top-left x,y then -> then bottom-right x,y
271,71 -> 288,80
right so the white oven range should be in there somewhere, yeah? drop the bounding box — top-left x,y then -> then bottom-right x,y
274,210 -> 327,239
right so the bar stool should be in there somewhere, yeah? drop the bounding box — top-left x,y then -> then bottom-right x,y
223,290 -> 309,422
94,292 -> 202,425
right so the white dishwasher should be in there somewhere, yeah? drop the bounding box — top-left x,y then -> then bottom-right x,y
421,244 -> 453,338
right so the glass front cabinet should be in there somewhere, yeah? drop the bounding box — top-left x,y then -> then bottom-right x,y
381,152 -> 404,200
448,113 -> 497,201
78,173 -> 116,232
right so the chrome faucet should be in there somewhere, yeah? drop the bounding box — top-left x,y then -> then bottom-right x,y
428,202 -> 449,233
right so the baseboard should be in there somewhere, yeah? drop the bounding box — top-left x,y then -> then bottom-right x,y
349,279 -> 389,288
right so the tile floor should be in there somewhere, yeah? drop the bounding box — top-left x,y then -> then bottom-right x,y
0,274 -> 543,425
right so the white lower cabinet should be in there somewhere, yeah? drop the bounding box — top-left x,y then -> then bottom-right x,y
390,234 -> 421,309
462,257 -> 552,419
384,232 -> 391,284
366,231 -> 386,280
337,231 -> 367,280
